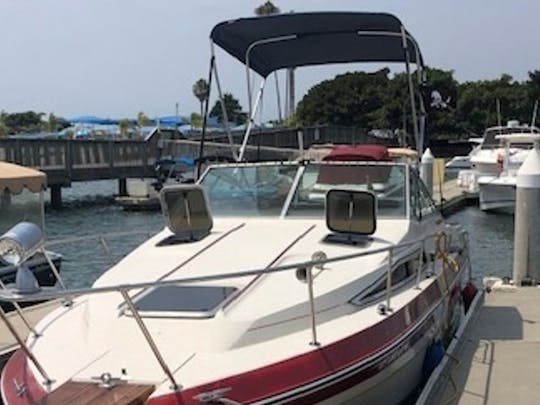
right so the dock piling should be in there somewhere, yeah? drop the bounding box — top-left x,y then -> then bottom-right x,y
513,143 -> 540,285
420,148 -> 434,196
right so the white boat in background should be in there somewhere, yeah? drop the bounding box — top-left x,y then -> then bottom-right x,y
445,155 -> 471,170
0,12 -> 476,405
458,121 -> 539,193
478,133 -> 540,213
115,156 -> 197,211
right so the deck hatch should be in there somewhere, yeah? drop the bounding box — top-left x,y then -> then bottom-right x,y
133,285 -> 237,317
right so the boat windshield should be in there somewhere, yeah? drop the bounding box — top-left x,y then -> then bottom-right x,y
287,163 -> 407,218
199,162 -> 407,219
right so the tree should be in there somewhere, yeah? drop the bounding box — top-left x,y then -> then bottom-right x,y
192,78 -> 209,117
0,111 -> 8,137
456,75 -> 529,135
254,1 -> 280,16
3,111 -> 44,133
190,112 -> 202,128
119,119 -> 130,138
210,93 -> 247,125
296,69 -> 392,128
46,113 -> 59,132
137,111 -> 150,127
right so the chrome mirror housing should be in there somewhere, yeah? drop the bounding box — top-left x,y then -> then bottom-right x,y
0,222 -> 44,265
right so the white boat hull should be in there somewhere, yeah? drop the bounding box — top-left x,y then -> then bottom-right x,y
478,176 -> 516,213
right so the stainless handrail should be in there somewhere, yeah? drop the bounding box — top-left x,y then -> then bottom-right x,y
120,290 -> 179,390
385,247 -> 394,311
0,232 -> 438,303
0,229 -> 467,393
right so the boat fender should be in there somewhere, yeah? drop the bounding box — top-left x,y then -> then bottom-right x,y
496,152 -> 505,172
422,340 -> 445,381
462,282 -> 478,313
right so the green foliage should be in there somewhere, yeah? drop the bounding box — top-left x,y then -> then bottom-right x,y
118,119 -> 131,138
137,111 -> 150,127
296,69 -> 394,128
456,75 -> 530,135
2,111 -> 44,133
193,78 -> 209,116
210,93 -> 247,125
297,67 -> 540,139
45,113 -> 69,132
190,112 -> 202,128
254,1 -> 280,15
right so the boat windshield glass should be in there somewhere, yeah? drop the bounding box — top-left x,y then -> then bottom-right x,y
199,162 -> 407,218
286,162 -> 407,218
199,163 -> 298,217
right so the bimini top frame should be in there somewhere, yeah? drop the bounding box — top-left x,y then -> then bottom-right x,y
198,12 -> 426,175
210,12 -> 424,77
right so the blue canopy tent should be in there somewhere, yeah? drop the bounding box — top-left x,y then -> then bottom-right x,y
67,116 -> 121,125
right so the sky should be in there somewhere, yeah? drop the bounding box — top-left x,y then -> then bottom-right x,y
0,0 -> 539,121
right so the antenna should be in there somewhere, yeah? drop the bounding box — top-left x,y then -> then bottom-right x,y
531,100 -> 539,132
496,98 -> 502,127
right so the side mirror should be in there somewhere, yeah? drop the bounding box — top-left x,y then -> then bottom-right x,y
160,185 -> 213,241
326,190 -> 377,235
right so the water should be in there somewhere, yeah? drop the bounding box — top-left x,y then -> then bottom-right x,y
449,207 -> 514,281
44,180 -> 163,288
43,181 -> 515,288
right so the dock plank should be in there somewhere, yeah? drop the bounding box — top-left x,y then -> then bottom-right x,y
41,381 -> 155,405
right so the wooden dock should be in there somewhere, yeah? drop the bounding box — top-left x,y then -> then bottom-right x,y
434,179 -> 477,216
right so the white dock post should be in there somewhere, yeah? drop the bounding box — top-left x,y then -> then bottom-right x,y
420,148 -> 434,196
513,144 -> 540,285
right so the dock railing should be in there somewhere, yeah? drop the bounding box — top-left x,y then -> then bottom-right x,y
0,228 -> 469,390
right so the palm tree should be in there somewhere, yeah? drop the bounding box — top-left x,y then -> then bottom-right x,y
192,78 -> 209,117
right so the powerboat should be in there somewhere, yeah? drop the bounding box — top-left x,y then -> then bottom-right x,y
478,134 -> 540,213
458,121 -> 539,193
0,162 -> 62,309
445,155 -> 471,170
0,12 -> 475,405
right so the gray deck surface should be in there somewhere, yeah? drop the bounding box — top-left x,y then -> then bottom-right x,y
433,286 -> 540,404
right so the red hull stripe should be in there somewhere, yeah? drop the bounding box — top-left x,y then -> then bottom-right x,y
149,266 -> 462,404
2,264 -> 462,405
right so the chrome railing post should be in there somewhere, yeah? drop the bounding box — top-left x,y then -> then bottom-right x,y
99,236 -> 115,266
0,306 -> 53,386
386,247 -> 393,311
306,266 -> 319,346
415,241 -> 424,290
40,247 -> 67,291
120,290 -> 180,390
40,247 -> 72,306
0,279 -> 39,336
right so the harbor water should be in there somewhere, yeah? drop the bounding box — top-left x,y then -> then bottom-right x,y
44,180 -> 515,288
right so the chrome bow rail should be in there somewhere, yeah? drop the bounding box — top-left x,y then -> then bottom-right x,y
0,227 -> 470,394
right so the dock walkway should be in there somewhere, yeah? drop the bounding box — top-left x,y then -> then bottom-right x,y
434,179 -> 476,216
426,285 -> 540,404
